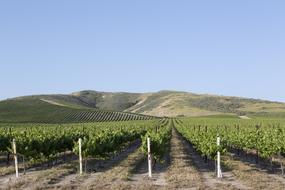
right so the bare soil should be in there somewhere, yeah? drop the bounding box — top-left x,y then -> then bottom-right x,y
225,152 -> 285,190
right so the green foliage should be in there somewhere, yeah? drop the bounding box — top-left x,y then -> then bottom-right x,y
141,119 -> 172,161
73,127 -> 144,158
0,120 -> 158,161
175,120 -> 226,160
177,117 -> 285,160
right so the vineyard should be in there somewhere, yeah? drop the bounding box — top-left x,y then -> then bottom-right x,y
64,110 -> 155,123
0,98 -> 155,123
176,118 -> 285,162
0,120 -> 161,163
0,117 -> 285,189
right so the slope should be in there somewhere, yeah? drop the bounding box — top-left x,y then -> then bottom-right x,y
126,91 -> 285,117
0,97 -> 154,123
1,90 -> 285,119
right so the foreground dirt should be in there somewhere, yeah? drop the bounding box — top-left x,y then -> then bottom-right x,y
166,129 -> 205,189
225,153 -> 285,190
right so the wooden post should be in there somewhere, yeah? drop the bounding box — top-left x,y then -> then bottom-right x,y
12,139 -> 19,178
23,155 -> 26,175
79,138 -> 83,175
147,137 -> 152,178
281,162 -> 284,176
217,137 -> 222,178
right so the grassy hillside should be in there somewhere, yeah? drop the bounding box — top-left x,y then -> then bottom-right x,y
71,90 -> 141,111
1,90 -> 285,119
0,97 -> 154,123
127,91 -> 285,117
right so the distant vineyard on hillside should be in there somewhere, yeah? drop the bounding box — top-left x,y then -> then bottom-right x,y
0,98 -> 155,123
63,110 -> 155,123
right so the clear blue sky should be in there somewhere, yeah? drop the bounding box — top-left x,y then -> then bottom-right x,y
0,1 -> 284,102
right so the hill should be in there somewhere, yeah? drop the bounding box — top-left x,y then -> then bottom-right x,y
0,96 -> 154,123
125,90 -> 285,117
1,90 -> 285,120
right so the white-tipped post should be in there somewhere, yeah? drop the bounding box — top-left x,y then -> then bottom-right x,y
79,138 -> 83,175
147,137 -> 152,178
217,137 -> 222,178
12,139 -> 19,178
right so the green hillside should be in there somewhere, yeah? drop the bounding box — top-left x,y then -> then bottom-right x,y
1,90 -> 285,121
0,97 -> 154,123
71,90 -> 141,111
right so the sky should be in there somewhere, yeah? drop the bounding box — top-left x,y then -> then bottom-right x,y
0,1 -> 284,102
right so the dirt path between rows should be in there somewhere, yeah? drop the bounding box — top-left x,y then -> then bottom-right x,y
0,141 -> 142,190
166,129 -> 205,189
172,129 -> 249,190
226,153 -> 285,189
0,163 -> 76,190
47,140 -> 143,189
126,151 -> 169,190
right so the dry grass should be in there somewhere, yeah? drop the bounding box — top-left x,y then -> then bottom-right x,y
225,153 -> 285,190
166,129 -> 205,189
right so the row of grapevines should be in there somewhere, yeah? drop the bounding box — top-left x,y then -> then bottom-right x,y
64,111 -> 154,123
73,125 -> 147,158
0,120 -> 158,162
177,117 -> 285,160
174,119 -> 226,160
141,119 -> 172,161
